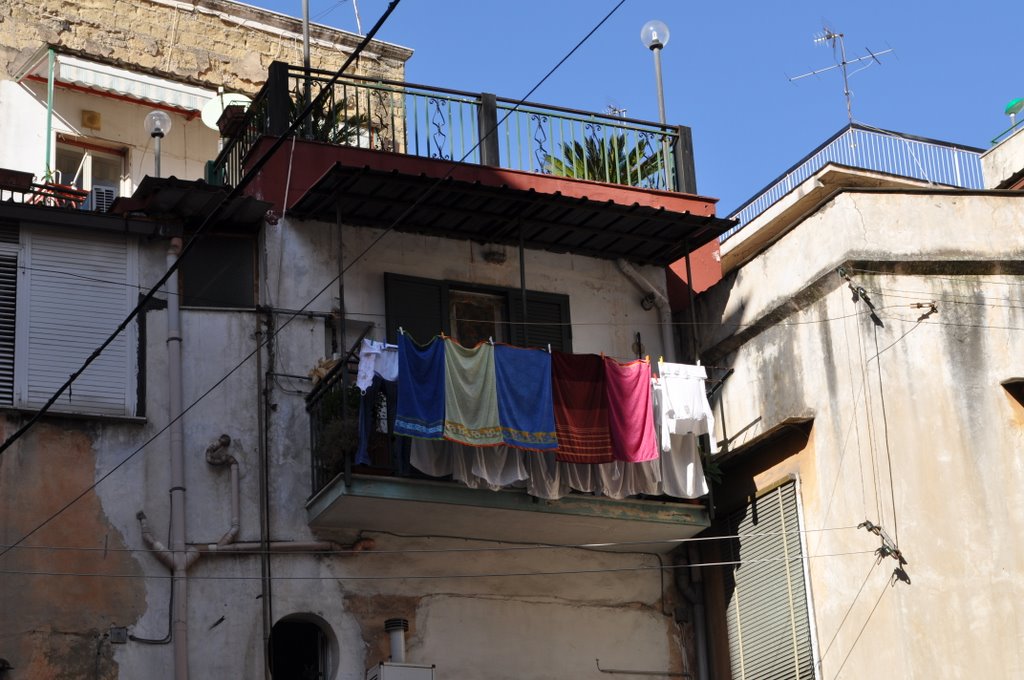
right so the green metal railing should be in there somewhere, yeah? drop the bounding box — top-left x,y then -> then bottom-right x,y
208,62 -> 695,193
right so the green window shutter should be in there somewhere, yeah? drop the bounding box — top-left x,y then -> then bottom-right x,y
508,291 -> 572,352
725,481 -> 815,679
384,273 -> 449,344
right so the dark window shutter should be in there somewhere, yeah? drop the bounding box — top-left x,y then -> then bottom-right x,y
509,291 -> 571,352
0,222 -> 17,405
725,481 -> 815,679
384,273 -> 449,344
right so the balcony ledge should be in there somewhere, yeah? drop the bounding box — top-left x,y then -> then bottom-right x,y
307,474 -> 709,553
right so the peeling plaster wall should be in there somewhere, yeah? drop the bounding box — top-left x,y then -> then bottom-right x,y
697,190 -> 1024,678
0,418 -> 146,678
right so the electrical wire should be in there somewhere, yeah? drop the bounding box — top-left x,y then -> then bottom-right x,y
829,576 -> 891,680
0,0 -> 631,559
0,549 -> 877,582
872,324 -> 899,548
0,525 -> 862,557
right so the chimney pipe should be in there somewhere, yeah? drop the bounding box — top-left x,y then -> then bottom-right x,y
384,618 -> 408,664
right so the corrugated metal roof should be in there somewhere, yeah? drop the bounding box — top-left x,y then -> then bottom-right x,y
110,176 -> 271,230
288,162 -> 735,266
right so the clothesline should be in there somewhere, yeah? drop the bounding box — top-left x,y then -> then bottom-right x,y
354,335 -> 717,501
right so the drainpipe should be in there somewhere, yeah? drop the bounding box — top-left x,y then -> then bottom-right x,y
204,435 -> 239,546
166,236 -> 194,680
617,259 -> 675,363
196,540 -> 364,554
674,547 -> 709,680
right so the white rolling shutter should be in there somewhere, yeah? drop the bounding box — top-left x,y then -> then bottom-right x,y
18,228 -> 136,416
725,481 -> 816,680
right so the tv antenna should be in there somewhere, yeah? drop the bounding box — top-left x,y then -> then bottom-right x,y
789,26 -> 893,125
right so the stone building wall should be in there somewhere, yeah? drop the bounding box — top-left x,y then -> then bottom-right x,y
0,0 -> 411,91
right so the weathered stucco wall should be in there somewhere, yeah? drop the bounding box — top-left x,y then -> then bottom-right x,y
698,189 -> 1024,678
266,216 -> 674,362
2,213 -> 688,679
0,0 -> 410,89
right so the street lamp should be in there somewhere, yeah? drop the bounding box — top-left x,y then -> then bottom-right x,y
641,20 -> 672,188
144,110 -> 173,178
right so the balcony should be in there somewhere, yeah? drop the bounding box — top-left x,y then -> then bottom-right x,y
305,341 -> 711,550
723,123 -> 985,239
208,62 -> 696,194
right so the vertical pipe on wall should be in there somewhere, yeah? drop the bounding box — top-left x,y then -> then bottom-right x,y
166,237 -> 190,680
683,242 -> 699,362
255,309 -> 273,679
336,201 -> 345,354
518,219 -> 528,346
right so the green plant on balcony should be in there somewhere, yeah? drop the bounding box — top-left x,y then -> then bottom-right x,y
290,84 -> 375,147
545,133 -> 662,186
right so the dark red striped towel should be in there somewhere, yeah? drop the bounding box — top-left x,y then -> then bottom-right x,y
552,352 -> 614,463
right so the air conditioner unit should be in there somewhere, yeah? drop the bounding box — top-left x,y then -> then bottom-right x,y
365,662 -> 436,680
86,183 -> 118,212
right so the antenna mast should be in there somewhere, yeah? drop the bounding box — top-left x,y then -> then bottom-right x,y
789,26 -> 893,126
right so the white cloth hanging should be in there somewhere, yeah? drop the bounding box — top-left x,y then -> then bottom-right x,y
357,338 -> 400,392
657,361 -> 717,453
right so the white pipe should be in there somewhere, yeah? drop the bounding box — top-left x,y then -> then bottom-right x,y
616,259 -> 676,363
166,236 -> 190,680
385,618 -> 408,663
136,511 -> 173,569
196,540 -> 349,554
204,435 -> 239,546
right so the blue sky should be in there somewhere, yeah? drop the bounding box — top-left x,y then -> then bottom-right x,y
250,0 -> 1020,215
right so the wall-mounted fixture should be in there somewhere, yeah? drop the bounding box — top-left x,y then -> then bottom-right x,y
81,109 -> 101,130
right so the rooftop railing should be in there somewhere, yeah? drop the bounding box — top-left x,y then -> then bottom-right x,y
208,62 -> 696,194
722,123 -> 985,241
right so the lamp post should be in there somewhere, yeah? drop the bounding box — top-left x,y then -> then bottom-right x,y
641,20 -> 672,189
144,110 -> 173,178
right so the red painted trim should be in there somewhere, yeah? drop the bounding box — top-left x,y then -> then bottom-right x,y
56,133 -> 128,158
25,74 -> 200,120
245,137 -> 720,218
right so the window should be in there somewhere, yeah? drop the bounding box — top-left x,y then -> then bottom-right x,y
722,481 -> 816,679
383,273 -> 572,350
178,235 -> 257,308
0,222 -> 138,416
54,138 -> 127,212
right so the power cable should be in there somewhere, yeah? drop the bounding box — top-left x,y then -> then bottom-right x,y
829,576 -> 891,679
0,549 -> 877,582
0,0 -> 630,558
0,525 -> 862,557
872,324 -> 899,547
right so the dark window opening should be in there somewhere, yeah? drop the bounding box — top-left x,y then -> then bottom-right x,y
179,235 -> 256,308
384,272 -> 571,351
1003,378 -> 1024,409
270,619 -> 330,680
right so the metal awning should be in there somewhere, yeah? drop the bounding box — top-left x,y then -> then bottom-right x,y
16,47 -> 216,113
287,161 -> 736,266
110,177 -> 271,231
